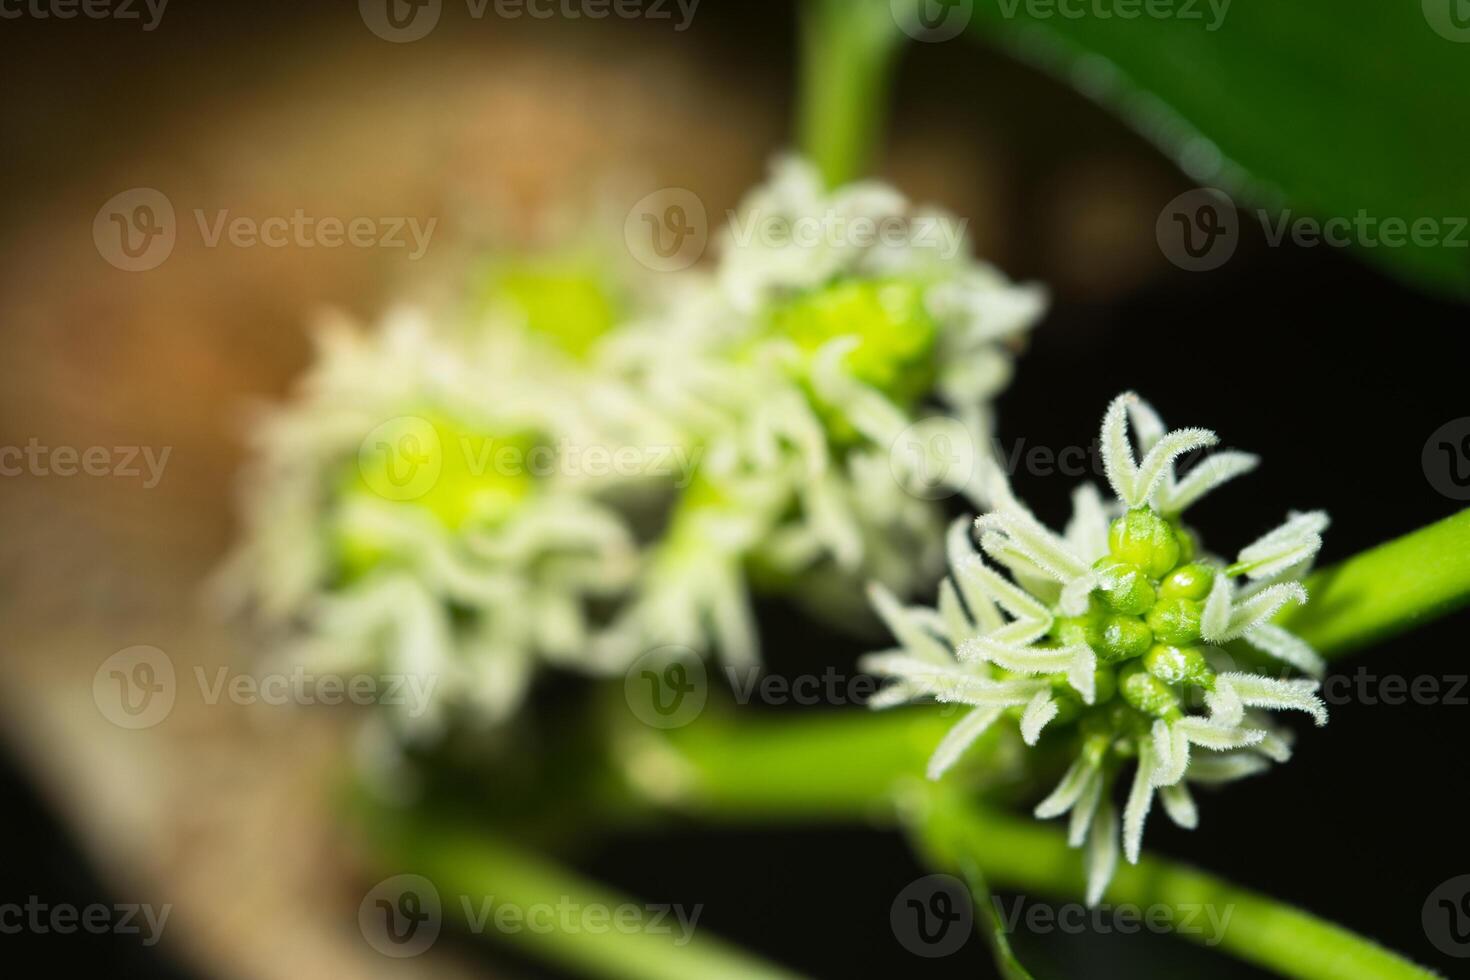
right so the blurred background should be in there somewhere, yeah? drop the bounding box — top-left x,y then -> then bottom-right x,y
1,1 -> 1467,977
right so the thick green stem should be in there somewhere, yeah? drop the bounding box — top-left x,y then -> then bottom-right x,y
912,790 -> 1437,980
796,0 -> 904,187
1283,508 -> 1470,658
352,794 -> 808,980
643,705 -> 950,820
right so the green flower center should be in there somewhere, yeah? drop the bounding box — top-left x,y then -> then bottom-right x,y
1048,507 -> 1220,724
331,412 -> 537,581
481,259 -> 622,358
766,276 -> 940,413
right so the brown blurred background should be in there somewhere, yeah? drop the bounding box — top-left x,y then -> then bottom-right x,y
4,3 -> 1464,979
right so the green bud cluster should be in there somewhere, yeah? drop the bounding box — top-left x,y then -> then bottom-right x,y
1052,507 -> 1219,725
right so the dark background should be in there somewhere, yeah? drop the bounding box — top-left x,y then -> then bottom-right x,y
2,1 -> 1466,977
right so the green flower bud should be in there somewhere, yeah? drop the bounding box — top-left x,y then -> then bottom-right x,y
1099,615 -> 1153,662
1145,595 -> 1204,645
1118,661 -> 1182,719
1055,612 -> 1103,650
1143,643 -> 1215,688
1107,509 -> 1182,579
1092,556 -> 1156,615
1160,562 -> 1216,601
1174,524 -> 1199,563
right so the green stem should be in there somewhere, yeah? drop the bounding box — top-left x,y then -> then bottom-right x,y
912,790 -> 1437,980
352,792 -> 808,980
644,704 -> 950,820
796,0 -> 904,187
1282,508 -> 1470,658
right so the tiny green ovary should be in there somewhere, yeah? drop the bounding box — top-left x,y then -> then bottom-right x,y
332,414 -> 537,580
482,259 -> 622,359
1034,509 -> 1224,739
766,277 -> 941,415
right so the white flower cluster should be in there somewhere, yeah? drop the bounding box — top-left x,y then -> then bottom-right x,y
220,156 -> 1042,733
864,393 -> 1328,903
216,309 -> 637,735
597,157 -> 1045,667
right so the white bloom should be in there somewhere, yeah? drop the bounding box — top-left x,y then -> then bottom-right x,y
864,392 -> 1328,903
215,308 -> 637,734
600,157 -> 1045,666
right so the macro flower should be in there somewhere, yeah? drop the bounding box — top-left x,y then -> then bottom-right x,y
216,308 -> 636,734
599,157 -> 1046,667
862,392 -> 1329,904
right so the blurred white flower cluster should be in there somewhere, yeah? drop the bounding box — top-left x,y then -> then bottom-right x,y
219,156 -> 1044,734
